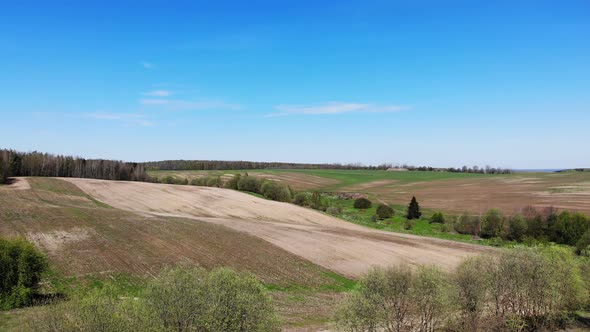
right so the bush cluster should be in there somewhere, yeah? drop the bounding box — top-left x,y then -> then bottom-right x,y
25,267 -> 279,332
337,247 -> 587,332
451,207 -> 590,250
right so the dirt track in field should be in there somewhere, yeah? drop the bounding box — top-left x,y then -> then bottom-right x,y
64,178 -> 490,278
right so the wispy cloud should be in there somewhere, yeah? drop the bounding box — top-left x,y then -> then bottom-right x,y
141,61 -> 154,69
143,90 -> 172,97
268,102 -> 410,117
86,112 -> 154,127
140,99 -> 241,111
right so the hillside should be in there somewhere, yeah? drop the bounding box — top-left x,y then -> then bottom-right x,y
63,177 -> 489,277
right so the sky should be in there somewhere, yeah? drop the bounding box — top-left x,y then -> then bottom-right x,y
1,1 -> 589,168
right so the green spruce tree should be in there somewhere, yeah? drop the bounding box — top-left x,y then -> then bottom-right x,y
406,196 -> 422,220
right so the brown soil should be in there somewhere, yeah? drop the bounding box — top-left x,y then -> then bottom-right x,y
64,178 -> 490,278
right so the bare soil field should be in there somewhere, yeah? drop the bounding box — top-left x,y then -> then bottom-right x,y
343,173 -> 590,215
64,178 -> 489,278
0,178 -> 331,287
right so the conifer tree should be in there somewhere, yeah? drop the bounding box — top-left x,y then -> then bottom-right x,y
406,196 -> 422,220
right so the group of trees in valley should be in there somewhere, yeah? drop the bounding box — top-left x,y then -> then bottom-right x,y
451,207 -> 590,253
0,149 -> 150,183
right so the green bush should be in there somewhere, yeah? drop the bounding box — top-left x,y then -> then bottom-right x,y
27,267 -> 279,332
376,204 -> 394,219
260,180 -> 292,202
336,265 -> 449,332
481,209 -> 505,239
206,176 -> 222,187
453,213 -> 480,236
353,197 -> 372,209
507,214 -> 528,242
237,175 -> 262,193
225,174 -> 241,190
292,193 -> 309,206
430,211 -> 445,224
310,192 -> 324,210
0,238 -> 47,310
553,211 -> 590,245
576,229 -> 590,256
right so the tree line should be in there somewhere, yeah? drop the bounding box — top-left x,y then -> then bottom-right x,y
145,160 -> 513,174
0,149 -> 150,183
144,160 -> 393,171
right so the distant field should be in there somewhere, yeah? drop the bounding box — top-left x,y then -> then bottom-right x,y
149,169 -> 590,214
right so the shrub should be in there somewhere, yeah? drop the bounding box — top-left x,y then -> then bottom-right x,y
326,206 -> 341,216
27,267 -> 279,332
25,285 -> 147,332
237,175 -> 262,193
453,213 -> 480,236
310,192 -> 324,210
376,204 -> 394,219
336,265 -> 449,332
292,193 -> 309,206
206,176 -> 221,187
454,257 -> 488,330
553,211 -> 590,245
406,196 -> 422,220
507,214 -> 528,242
481,209 -> 504,238
0,238 -> 47,310
430,212 -> 445,224
161,175 -> 179,184
403,219 -> 415,230
576,229 -> 590,256
353,197 -> 372,209
225,173 -> 241,190
145,267 -> 279,332
260,180 -> 291,202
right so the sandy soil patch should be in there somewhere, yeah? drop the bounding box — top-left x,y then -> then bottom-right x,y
27,227 -> 92,252
65,178 -> 490,278
9,177 -> 31,190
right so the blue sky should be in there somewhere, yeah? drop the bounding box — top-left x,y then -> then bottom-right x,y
1,1 -> 588,168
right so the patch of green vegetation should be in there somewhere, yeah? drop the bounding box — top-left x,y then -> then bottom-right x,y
28,178 -> 111,208
264,271 -> 356,293
318,193 -> 500,246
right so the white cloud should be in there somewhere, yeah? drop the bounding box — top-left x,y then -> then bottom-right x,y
87,112 -> 153,127
141,61 -> 154,69
268,102 -> 410,117
140,99 -> 241,111
143,90 -> 172,97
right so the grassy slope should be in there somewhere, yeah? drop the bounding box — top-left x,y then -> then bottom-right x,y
0,178 -> 355,329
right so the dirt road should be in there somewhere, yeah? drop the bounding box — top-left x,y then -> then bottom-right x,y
64,178 -> 490,278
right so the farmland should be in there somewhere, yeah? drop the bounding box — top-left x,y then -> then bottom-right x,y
0,177 -> 490,330
149,169 -> 590,215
